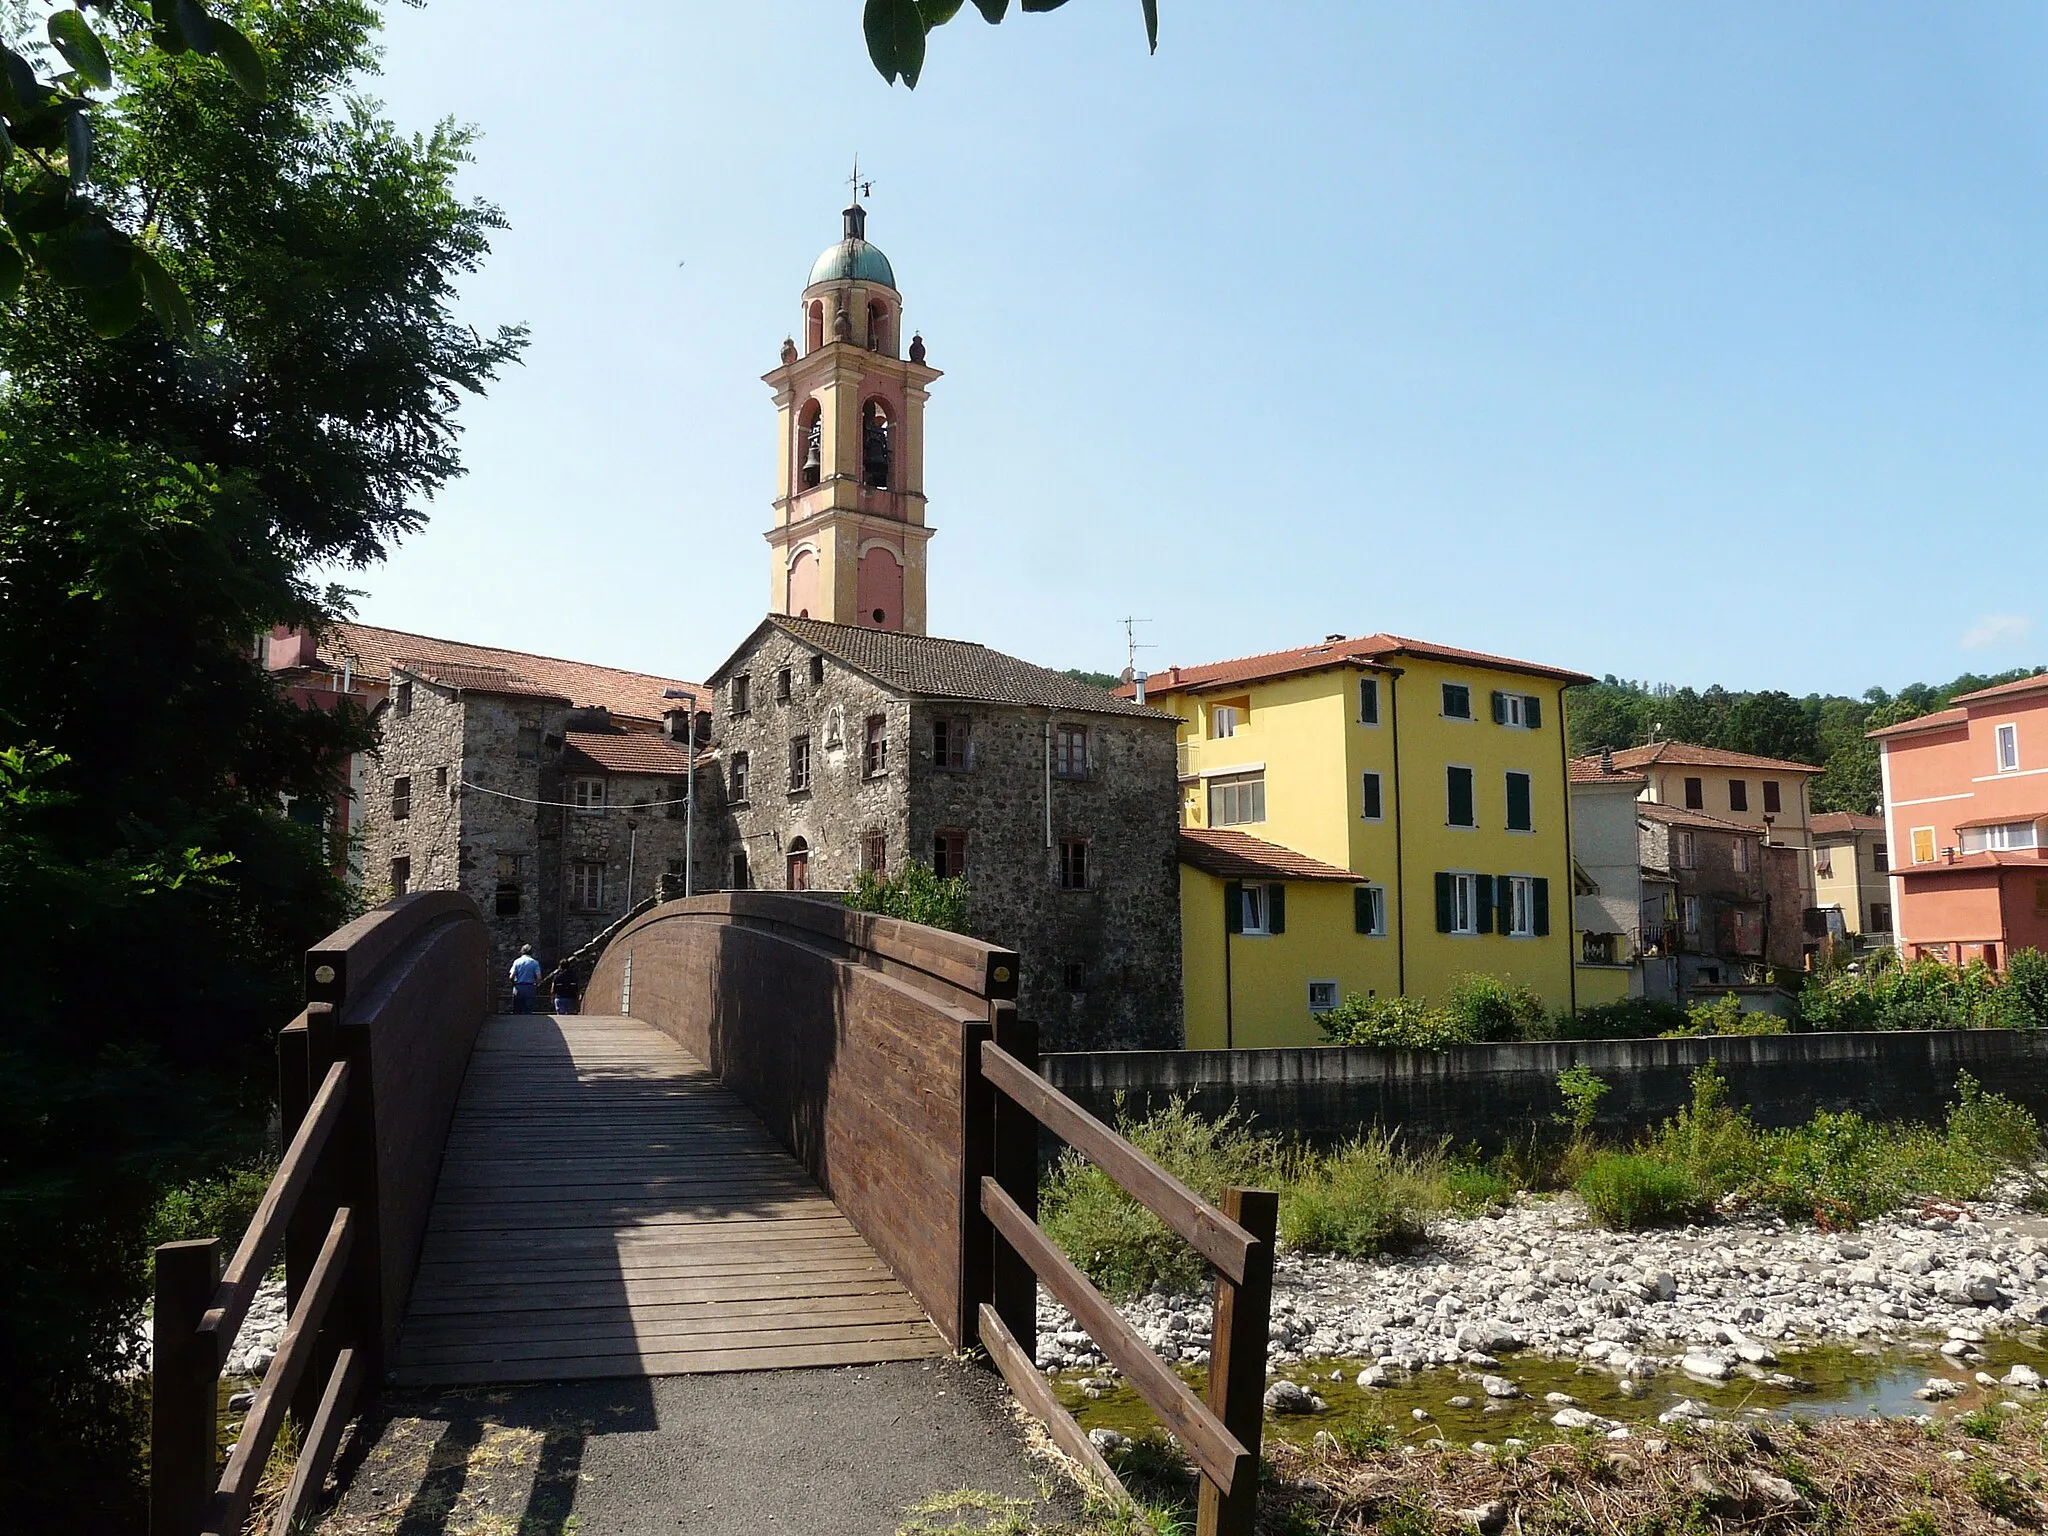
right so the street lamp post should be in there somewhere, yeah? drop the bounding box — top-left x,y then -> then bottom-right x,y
664,688 -> 698,898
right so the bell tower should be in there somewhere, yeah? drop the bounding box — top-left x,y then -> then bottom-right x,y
763,194 -> 941,634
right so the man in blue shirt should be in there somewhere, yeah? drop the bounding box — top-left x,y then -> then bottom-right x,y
509,945 -> 542,1014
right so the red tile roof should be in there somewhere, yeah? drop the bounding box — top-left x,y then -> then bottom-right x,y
1124,631 -> 1592,698
562,730 -> 701,777
1894,849 -> 2048,876
1602,741 -> 1819,776
325,622 -> 705,725
1811,811 -> 1885,837
1176,829 -> 1362,883
1951,673 -> 2048,707
1569,754 -> 1650,787
392,659 -> 571,703
1867,707 -> 1969,740
1638,802 -> 1761,836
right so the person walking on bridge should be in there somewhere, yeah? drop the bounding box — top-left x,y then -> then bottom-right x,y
509,945 -> 542,1014
551,962 -> 581,1016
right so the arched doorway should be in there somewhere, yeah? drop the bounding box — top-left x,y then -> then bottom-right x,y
786,837 -> 810,892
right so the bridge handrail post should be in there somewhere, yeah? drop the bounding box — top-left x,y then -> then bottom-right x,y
988,1001 -> 1039,1357
958,1013 -> 995,1350
1197,1186 -> 1278,1536
335,1018 -> 384,1384
149,1237 -> 219,1536
286,1002 -> 340,1433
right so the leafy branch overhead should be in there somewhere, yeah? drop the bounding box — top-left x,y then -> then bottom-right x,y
864,0 -> 1158,89
3,1 -> 266,337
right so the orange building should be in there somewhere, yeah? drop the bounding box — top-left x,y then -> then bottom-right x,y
1871,673 -> 2048,968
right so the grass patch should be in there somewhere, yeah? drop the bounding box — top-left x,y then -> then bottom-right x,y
1574,1153 -> 1705,1230
1277,1132 -> 1442,1258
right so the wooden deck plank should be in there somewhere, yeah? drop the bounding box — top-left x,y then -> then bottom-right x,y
392,1014 -> 942,1386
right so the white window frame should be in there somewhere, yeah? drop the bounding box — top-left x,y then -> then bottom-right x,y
1449,872 -> 1478,936
1910,825 -> 1937,864
1239,882 -> 1271,936
1676,829 -> 1697,870
1209,771 -> 1266,826
1307,979 -> 1340,1015
1360,769 -> 1384,822
573,860 -> 606,911
1965,821 -> 2039,853
1682,894 -> 1701,935
1997,722 -> 2019,773
1212,704 -> 1240,740
570,776 -> 607,814
1501,692 -> 1528,728
1731,837 -> 1752,874
1500,874 -> 1536,938
1359,883 -> 1387,937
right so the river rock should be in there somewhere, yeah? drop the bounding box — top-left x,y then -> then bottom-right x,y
2003,1364 -> 2044,1390
1264,1380 -> 1323,1414
1680,1352 -> 1732,1381
1914,1377 -> 1965,1401
1088,1428 -> 1127,1453
1358,1365 -> 1393,1388
1456,1501 -> 1510,1534
1480,1375 -> 1521,1399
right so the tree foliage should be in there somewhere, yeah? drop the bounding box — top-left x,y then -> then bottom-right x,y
863,0 -> 1158,89
0,4 -> 521,1525
843,857 -> 971,932
1567,667 -> 2045,815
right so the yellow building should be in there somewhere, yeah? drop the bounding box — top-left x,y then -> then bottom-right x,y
1135,633 -> 1592,1049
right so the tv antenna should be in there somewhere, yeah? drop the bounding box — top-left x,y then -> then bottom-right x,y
1120,616 -> 1156,677
848,156 -> 872,204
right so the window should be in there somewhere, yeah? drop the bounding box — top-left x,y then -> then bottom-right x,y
1307,980 -> 1340,1015
788,734 -> 811,792
1360,770 -> 1384,821
571,776 -> 606,813
730,848 -> 750,889
809,654 -> 825,686
1582,932 -> 1618,966
1870,903 -> 1892,932
785,838 -> 809,891
1227,881 -> 1283,936
1873,841 -> 1889,873
1441,683 -> 1472,720
1354,884 -> 1386,937
1437,872 -> 1479,935
495,853 -> 521,917
1358,678 -> 1380,726
776,667 -> 792,703
1445,765 -> 1475,828
1055,725 -> 1089,779
863,827 -> 887,875
1997,722 -> 2019,773
1985,943 -> 2000,970
434,766 -> 448,793
516,725 -> 541,760
666,779 -> 689,820
1911,826 -> 1936,864
1963,821 -> 2039,853
933,829 -> 967,879
1059,838 -> 1090,890
933,716 -> 972,771
1208,771 -> 1266,826
864,715 -> 888,777
1682,894 -> 1701,935
390,856 -> 410,896
1491,691 -> 1542,729
573,860 -> 606,911
1211,704 -> 1240,739
730,674 -> 751,716
395,681 -> 413,716
1814,847 -> 1835,879
728,751 -> 750,803
1505,771 -> 1533,832
1504,875 -> 1537,938
1064,962 -> 1087,992
1731,837 -> 1752,873
390,775 -> 412,822
1676,830 -> 1697,869
862,398 -> 892,488
1683,777 -> 1704,810
1728,779 -> 1749,813
1763,780 -> 1782,815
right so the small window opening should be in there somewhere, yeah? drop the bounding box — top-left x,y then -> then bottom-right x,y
862,399 -> 892,488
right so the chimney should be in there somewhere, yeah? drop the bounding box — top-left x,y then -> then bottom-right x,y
1134,670 -> 1149,707
1601,745 -> 1615,775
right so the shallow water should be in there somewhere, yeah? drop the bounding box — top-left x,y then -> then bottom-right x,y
1053,1330 -> 2048,1451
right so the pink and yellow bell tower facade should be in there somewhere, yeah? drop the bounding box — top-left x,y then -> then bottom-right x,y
762,200 -> 941,635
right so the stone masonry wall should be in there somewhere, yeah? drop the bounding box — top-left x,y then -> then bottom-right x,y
364,680 -> 470,909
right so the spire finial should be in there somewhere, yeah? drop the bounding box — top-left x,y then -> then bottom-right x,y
848,155 -> 872,206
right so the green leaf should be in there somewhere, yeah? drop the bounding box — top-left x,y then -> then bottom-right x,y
46,11 -> 113,91
79,270 -> 144,336
4,177 -> 75,236
36,216 -> 129,289
918,0 -> 964,23
174,0 -> 216,55
1141,0 -> 1158,53
0,120 -> 12,169
208,22 -> 267,100
64,106 -> 91,184
132,247 -> 195,342
0,236 -> 23,300
2,46 -> 45,117
864,0 -> 926,87
970,0 -> 1008,19
1020,0 -> 1072,11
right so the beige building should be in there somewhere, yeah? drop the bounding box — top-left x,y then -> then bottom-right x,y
1569,752 -> 1651,1002
1596,742 -> 1823,911
1811,811 -> 1892,941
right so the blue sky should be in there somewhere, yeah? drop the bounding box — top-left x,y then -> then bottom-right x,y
348,1 -> 2046,697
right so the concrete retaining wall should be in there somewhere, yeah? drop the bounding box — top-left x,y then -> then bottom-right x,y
1040,1031 -> 2048,1153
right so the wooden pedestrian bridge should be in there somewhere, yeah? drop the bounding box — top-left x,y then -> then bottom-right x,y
150,891 -> 1279,1536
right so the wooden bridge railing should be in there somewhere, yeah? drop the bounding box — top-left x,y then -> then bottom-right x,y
969,1005 -> 1277,1536
150,892 -> 489,1536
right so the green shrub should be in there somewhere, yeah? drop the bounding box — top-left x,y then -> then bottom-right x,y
1799,954 -> 2008,1032
1945,1071 -> 2041,1164
147,1158 -> 277,1254
2003,947 -> 2048,1028
1554,1066 -> 1610,1140
1555,996 -> 1689,1039
1662,992 -> 1789,1036
1278,1133 -> 1445,1257
1575,1153 -> 1704,1229
1040,1098 -> 1272,1298
1757,1109 -> 1909,1224
841,859 -> 969,932
1317,993 -> 1473,1049
1441,974 -> 1546,1042
1642,1064 -> 1764,1204
1444,1160 -> 1515,1212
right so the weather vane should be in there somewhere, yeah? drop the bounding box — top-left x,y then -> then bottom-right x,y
848,155 -> 872,205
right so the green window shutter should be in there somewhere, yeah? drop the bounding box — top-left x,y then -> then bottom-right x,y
1533,877 -> 1551,937
1359,677 -> 1379,724
1361,771 -> 1382,820
1525,694 -> 1542,729
1490,690 -> 1507,725
1448,766 -> 1474,826
1506,772 -> 1532,832
1268,884 -> 1286,934
1435,872 -> 1454,933
1474,873 -> 1495,934
1354,885 -> 1373,933
1224,880 -> 1244,934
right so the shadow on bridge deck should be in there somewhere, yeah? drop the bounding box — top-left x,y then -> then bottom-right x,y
390,1015 -> 946,1388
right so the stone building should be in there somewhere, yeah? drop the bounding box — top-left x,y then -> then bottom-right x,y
1637,802 -> 1803,1007
705,616 -> 1181,1049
